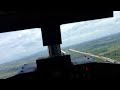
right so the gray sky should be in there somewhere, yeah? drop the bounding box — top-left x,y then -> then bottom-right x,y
0,28 -> 48,64
0,11 -> 120,64
60,11 -> 120,47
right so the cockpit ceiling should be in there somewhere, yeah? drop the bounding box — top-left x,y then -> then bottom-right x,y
0,10 -> 113,33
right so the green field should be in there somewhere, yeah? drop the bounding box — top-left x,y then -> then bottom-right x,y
1,32 -> 120,79
0,60 -> 36,79
0,50 -> 48,79
63,32 -> 120,62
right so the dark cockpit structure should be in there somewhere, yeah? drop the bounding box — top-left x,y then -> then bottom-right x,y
0,9 -> 120,80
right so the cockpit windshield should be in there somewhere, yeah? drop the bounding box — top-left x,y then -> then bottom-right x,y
0,28 -> 48,79
0,11 -> 120,79
61,11 -> 120,65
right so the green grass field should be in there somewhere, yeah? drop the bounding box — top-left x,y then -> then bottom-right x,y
0,50 -> 48,79
63,32 -> 120,62
0,60 -> 36,79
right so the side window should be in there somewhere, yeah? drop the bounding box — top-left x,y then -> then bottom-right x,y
0,28 -> 48,79
60,11 -> 120,64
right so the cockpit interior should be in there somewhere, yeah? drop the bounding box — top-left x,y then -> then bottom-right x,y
0,9 -> 120,80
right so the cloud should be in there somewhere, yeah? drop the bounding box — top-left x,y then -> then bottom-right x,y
61,11 -> 120,47
60,22 -> 77,33
0,28 -> 47,64
114,11 -> 120,17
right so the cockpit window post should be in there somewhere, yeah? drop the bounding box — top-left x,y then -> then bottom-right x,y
48,44 -> 61,57
41,24 -> 62,57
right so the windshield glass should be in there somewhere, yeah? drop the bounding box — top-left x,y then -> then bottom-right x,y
0,28 -> 48,79
61,11 -> 120,65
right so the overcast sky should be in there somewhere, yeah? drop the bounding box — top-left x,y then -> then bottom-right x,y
61,11 -> 120,47
0,11 -> 120,64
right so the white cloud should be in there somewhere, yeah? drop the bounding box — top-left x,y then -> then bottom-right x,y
61,22 -> 77,33
114,11 -> 120,17
0,28 -> 47,64
61,11 -> 120,47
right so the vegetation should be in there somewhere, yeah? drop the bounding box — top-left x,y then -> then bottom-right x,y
0,32 -> 120,79
0,50 -> 48,79
63,32 -> 120,62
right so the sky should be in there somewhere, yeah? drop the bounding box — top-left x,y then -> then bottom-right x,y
0,11 -> 120,64
60,11 -> 120,47
0,28 -> 48,64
